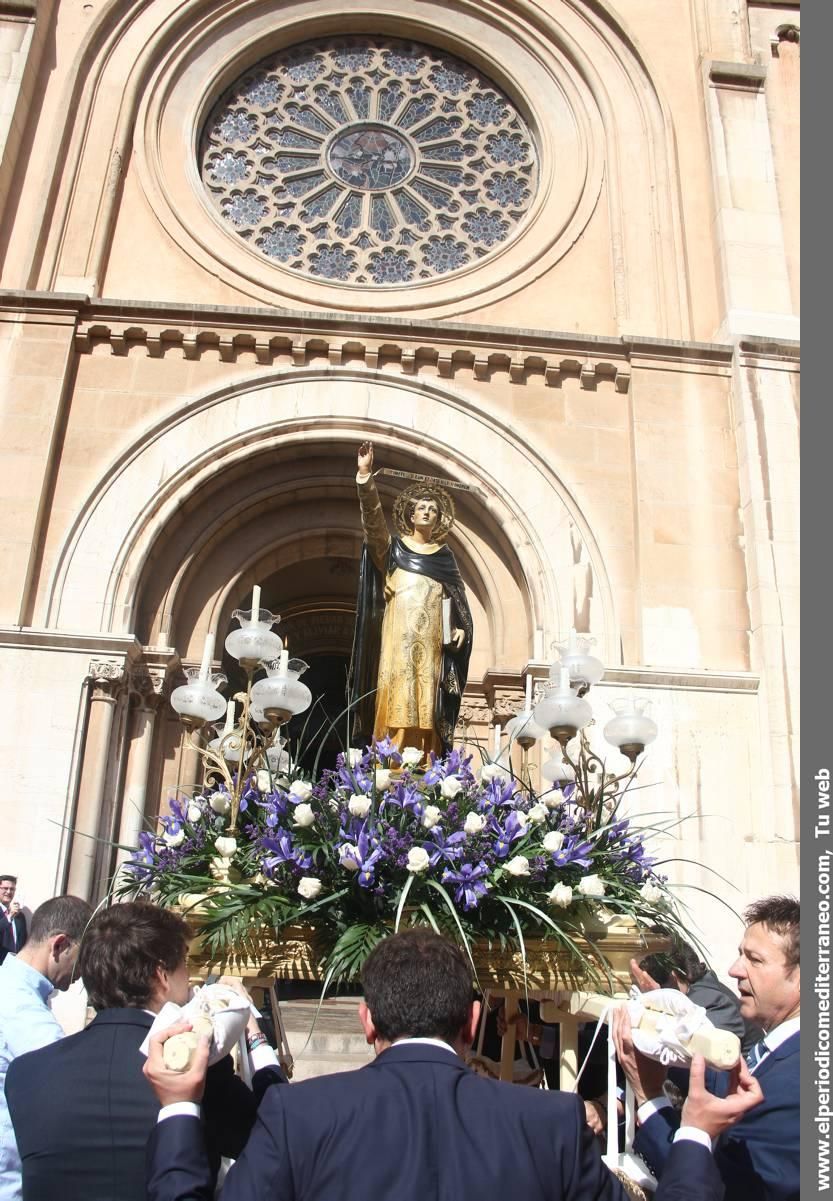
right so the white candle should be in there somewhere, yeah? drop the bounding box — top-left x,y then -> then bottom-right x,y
251,585 -> 261,617
223,699 -> 235,735
198,632 -> 215,681
492,723 -> 501,756
279,647 -> 289,676
568,627 -> 579,654
525,673 -> 533,709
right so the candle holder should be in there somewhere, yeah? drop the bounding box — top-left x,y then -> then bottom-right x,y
172,595 -> 312,837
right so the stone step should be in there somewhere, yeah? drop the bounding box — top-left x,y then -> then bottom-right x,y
274,996 -> 374,1080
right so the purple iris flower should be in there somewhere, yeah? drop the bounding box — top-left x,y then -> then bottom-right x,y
169,798 -> 187,824
352,822 -> 386,888
261,831 -> 313,874
237,779 -> 260,814
551,836 -> 594,870
424,828 -> 466,866
442,861 -> 490,910
490,811 -> 527,859
373,737 -> 402,764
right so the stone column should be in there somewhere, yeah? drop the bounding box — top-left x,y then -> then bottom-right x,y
66,659 -> 124,900
703,60 -> 798,341
115,668 -> 167,866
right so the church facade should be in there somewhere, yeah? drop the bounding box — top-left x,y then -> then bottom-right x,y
0,0 -> 799,969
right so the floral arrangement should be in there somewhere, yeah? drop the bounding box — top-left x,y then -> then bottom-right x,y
119,735 -> 691,987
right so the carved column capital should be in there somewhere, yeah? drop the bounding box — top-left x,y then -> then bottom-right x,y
88,658 -> 127,698
129,666 -> 169,708
457,695 -> 492,727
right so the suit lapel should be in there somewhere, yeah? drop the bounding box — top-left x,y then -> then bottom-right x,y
754,1030 -> 799,1080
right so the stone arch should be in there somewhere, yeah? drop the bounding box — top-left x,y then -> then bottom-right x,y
27,0 -> 691,335
45,369 -> 620,667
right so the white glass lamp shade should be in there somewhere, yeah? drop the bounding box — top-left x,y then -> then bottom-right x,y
251,658 -> 312,726
266,734 -> 293,777
249,699 -> 273,730
505,708 -> 547,749
541,750 -> 576,785
224,608 -> 283,670
533,668 -> 592,743
208,728 -> 248,765
555,632 -> 605,695
603,696 -> 658,762
170,668 -> 227,729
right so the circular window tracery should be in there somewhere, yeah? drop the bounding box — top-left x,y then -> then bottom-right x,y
199,37 -> 538,285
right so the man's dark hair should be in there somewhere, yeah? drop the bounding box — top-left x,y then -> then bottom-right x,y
79,902 -> 189,1010
28,895 -> 92,945
361,929 -> 474,1044
0,874 -> 17,885
745,894 -> 800,970
641,936 -> 707,988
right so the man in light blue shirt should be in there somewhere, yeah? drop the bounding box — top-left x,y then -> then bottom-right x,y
0,894 -> 91,1201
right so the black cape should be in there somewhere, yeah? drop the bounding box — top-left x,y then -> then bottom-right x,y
349,536 -> 473,754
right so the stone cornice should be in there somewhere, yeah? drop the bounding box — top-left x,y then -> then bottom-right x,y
0,627 -> 142,658
519,662 -> 759,694
707,60 -> 768,90
0,290 -> 752,391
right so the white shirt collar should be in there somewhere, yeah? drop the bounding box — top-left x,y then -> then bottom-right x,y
762,1015 -> 800,1052
390,1036 -> 458,1056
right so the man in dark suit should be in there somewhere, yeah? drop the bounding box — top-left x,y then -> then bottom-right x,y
0,876 -> 27,964
614,894 -> 800,1201
145,929 -> 762,1201
5,901 -> 285,1201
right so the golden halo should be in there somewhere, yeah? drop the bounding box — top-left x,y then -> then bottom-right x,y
392,483 -> 455,542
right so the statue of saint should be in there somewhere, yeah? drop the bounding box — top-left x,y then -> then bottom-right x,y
350,442 -> 473,756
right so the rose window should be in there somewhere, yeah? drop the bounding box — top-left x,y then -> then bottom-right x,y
199,37 -> 538,285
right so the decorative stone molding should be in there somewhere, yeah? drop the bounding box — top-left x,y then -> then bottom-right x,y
457,694 -> 491,727
88,658 -> 127,693
707,61 -> 767,91
75,317 -> 633,390
129,665 -> 169,704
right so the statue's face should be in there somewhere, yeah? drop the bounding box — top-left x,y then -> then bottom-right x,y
411,497 -> 439,535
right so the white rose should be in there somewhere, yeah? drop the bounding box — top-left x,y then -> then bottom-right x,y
292,803 -> 315,828
256,770 -> 272,793
543,790 -> 564,810
421,805 -> 441,830
186,803 -> 202,823
578,873 -> 606,898
289,780 -> 313,802
542,830 -> 565,853
297,877 -> 322,901
513,810 -> 528,830
640,881 -> 664,905
375,768 -> 392,791
163,828 -> 186,848
440,776 -> 464,799
214,836 -> 237,857
339,844 -> 361,871
480,763 -> 510,783
406,847 -> 431,874
505,855 -> 530,877
348,794 -> 371,819
401,746 -> 423,767
547,882 -> 573,908
527,803 -> 548,825
347,748 -> 363,767
463,811 -> 485,835
209,791 -> 231,815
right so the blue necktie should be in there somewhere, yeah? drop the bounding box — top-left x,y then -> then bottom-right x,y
746,1039 -> 768,1069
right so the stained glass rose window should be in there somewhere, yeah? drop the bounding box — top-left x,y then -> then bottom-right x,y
199,37 -> 537,285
